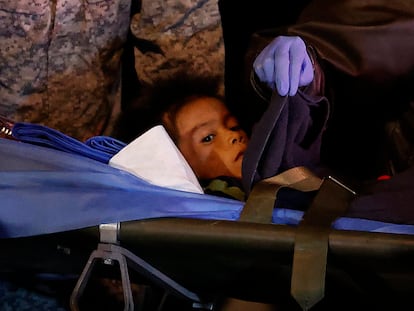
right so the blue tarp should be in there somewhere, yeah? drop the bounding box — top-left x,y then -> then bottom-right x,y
1,134 -> 414,239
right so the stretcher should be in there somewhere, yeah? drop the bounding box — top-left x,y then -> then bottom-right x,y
1,132 -> 414,311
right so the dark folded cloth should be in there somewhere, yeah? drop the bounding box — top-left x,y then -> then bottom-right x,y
242,89 -> 330,193
12,122 -> 126,163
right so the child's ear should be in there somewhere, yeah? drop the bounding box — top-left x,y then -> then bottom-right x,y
161,112 -> 172,130
161,112 -> 177,142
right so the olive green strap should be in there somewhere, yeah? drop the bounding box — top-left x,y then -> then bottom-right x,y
239,166 -> 322,223
240,167 -> 356,310
290,176 -> 356,310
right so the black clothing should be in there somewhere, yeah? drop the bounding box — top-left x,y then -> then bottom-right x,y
221,0 -> 414,181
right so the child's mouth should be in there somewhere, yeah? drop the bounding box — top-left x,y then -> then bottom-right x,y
235,151 -> 244,162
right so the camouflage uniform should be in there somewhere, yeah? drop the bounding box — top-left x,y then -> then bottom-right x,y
0,0 -> 131,141
131,0 -> 225,94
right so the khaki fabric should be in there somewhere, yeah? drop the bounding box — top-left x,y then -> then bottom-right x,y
131,0 -> 225,93
0,0 -> 131,141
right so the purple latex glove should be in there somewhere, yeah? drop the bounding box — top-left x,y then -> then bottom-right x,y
254,36 -> 314,96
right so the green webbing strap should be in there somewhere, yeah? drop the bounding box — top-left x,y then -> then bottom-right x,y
290,176 -> 356,311
239,166 -> 322,223
240,167 -> 356,310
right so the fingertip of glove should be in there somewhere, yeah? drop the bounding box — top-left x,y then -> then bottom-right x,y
276,80 -> 288,96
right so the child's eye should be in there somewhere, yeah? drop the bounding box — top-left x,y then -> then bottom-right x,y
230,125 -> 241,131
201,134 -> 215,143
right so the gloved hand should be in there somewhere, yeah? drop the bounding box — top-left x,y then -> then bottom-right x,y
253,36 -> 314,96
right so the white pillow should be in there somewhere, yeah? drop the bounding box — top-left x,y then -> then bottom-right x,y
109,125 -> 203,194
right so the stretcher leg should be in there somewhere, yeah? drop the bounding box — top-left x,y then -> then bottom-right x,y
69,243 -> 214,311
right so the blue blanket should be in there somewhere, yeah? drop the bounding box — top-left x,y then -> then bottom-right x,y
1,131 -> 414,238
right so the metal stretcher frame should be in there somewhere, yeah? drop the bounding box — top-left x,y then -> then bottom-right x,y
2,217 -> 414,310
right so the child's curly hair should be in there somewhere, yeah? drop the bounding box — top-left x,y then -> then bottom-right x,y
114,69 -> 224,143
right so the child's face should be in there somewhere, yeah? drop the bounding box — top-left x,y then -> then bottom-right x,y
172,97 -> 249,180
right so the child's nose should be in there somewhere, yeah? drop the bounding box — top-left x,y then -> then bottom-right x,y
228,131 -> 244,145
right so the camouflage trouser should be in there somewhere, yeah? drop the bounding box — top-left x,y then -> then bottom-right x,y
131,0 -> 225,94
0,0 -> 131,141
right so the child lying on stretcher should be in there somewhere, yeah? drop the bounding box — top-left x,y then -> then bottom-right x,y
115,71 -> 250,201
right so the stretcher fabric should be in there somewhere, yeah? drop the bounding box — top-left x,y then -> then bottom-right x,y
1,137 -> 414,239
